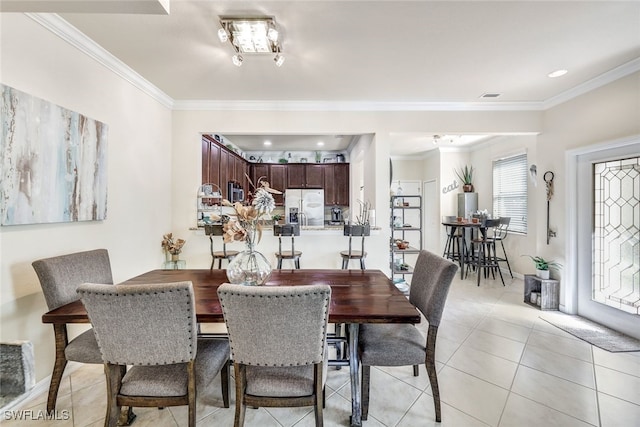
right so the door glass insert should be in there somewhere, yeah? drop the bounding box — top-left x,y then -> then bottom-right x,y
593,156 -> 640,314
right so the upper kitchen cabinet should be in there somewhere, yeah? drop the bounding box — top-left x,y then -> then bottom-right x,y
202,135 -> 248,200
324,164 -> 350,206
286,164 -> 324,189
249,163 -> 287,205
269,165 -> 286,205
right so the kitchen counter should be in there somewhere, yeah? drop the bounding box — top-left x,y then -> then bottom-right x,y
187,223 -> 391,272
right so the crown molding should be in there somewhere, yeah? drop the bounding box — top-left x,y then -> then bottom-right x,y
27,14 -> 639,113
543,57 -> 640,109
26,13 -> 174,109
171,99 -> 545,112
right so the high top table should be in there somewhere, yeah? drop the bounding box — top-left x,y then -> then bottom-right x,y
42,268 -> 420,427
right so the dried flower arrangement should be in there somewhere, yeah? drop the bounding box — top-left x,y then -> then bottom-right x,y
161,233 -> 186,255
211,175 -> 282,244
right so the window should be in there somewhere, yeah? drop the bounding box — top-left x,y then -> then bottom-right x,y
493,153 -> 527,234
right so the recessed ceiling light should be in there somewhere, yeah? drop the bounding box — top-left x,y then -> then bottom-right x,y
548,69 -> 568,78
264,140 -> 272,146
317,142 -> 324,146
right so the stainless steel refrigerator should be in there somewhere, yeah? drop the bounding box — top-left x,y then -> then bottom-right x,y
285,189 -> 325,226
457,192 -> 478,219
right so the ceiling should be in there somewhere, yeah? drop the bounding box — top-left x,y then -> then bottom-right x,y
5,1 -> 639,155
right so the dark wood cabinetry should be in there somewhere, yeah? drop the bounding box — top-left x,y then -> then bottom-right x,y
203,134 -> 349,208
249,163 -> 287,205
269,165 -> 287,205
286,164 -> 325,189
324,164 -> 349,206
202,135 -> 246,200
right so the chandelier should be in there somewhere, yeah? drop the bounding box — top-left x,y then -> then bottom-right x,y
218,16 -> 284,67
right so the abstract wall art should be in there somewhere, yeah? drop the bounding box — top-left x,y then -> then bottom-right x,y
0,84 -> 108,226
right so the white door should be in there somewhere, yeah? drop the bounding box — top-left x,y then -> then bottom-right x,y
574,140 -> 640,338
423,180 -> 439,253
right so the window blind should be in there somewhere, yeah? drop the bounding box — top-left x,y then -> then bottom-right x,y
493,153 -> 528,234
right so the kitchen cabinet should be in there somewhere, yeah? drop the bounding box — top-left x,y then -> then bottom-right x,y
202,135 -> 249,202
219,149 -> 229,199
286,164 -> 305,188
304,164 -> 324,188
286,164 -> 326,189
249,163 -> 287,205
324,164 -> 350,206
269,165 -> 287,205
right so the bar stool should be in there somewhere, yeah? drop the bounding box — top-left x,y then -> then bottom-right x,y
466,218 -> 504,286
442,215 -> 464,263
274,224 -> 302,269
205,224 -> 239,269
491,217 -> 514,278
341,224 -> 369,269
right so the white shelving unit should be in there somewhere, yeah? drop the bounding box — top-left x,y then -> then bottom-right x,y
196,183 -> 223,227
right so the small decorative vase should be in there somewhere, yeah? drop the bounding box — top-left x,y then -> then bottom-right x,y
463,184 -> 474,193
171,253 -> 180,262
226,222 -> 272,286
536,269 -> 550,280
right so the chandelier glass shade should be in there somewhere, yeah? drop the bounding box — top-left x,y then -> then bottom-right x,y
218,16 -> 283,66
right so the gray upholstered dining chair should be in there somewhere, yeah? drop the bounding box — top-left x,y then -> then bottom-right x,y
358,250 -> 458,423
217,283 -> 331,427
77,281 -> 230,427
32,249 -> 114,415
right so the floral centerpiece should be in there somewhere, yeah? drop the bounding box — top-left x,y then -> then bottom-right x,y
161,233 -> 186,261
211,175 -> 281,285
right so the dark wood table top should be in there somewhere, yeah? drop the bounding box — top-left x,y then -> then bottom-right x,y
42,269 -> 421,325
442,220 -> 483,227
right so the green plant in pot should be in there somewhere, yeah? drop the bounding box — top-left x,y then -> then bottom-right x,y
455,165 -> 474,192
271,214 -> 282,224
524,255 -> 562,279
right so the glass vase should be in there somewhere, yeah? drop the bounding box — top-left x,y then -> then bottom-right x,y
226,222 -> 272,286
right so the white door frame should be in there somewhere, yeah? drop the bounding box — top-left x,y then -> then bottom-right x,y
565,134 -> 640,315
422,179 -> 439,253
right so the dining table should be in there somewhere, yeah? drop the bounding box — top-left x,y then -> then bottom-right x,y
441,219 -> 484,279
42,268 -> 420,427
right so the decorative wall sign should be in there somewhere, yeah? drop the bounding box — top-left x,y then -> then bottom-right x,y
0,85 -> 108,225
442,180 -> 459,194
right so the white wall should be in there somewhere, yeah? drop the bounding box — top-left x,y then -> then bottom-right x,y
0,14 -> 173,381
540,71 -> 640,309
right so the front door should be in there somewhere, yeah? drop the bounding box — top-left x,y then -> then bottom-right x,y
575,140 -> 640,338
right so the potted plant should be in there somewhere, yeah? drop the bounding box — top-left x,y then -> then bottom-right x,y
524,255 -> 561,279
271,214 -> 282,225
455,165 -> 474,192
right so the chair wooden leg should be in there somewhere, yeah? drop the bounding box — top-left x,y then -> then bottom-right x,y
341,258 -> 348,269
277,258 -> 283,269
221,360 -> 230,408
360,258 -> 365,270
187,361 -> 196,427
413,365 -> 419,376
361,365 -> 371,421
47,324 -> 69,414
314,364 -> 323,427
295,258 -> 300,269
104,364 -> 124,427
425,325 -> 442,422
234,364 -> 247,427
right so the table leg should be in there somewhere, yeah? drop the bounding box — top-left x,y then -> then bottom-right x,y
348,323 -> 362,427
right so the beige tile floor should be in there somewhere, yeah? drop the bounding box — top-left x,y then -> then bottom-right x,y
3,275 -> 640,426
